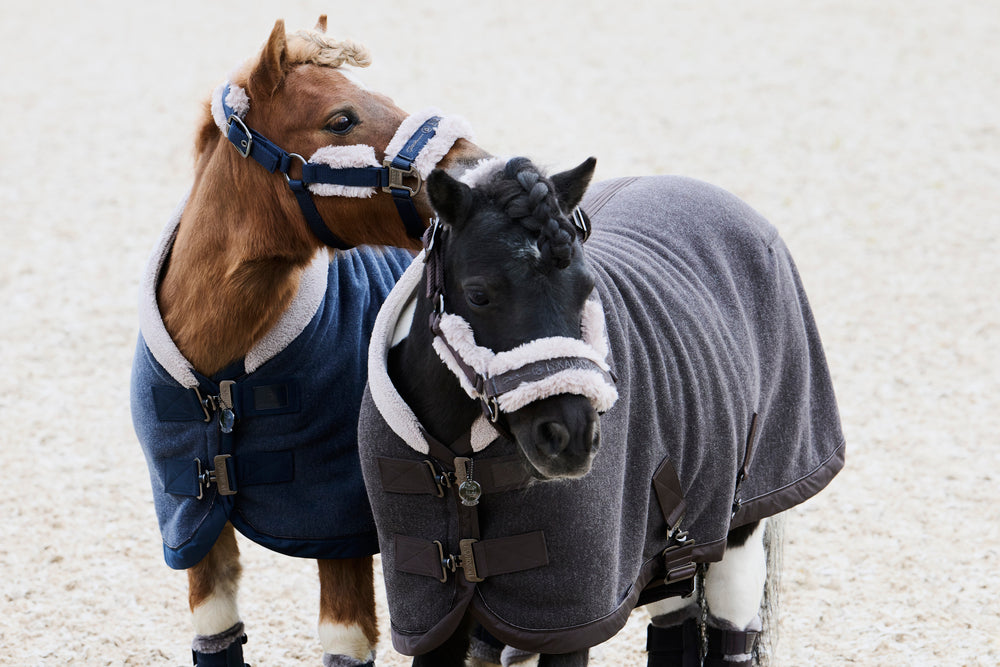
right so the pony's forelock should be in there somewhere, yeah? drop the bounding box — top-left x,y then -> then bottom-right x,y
286,29 -> 372,69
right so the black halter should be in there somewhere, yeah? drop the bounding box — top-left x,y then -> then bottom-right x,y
421,214 -> 612,434
221,83 -> 438,249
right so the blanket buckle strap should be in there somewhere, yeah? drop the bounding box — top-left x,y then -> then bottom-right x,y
196,454 -> 238,499
662,520 -> 697,584
438,538 -> 485,583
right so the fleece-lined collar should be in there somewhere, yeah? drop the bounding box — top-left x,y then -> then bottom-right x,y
137,194 -> 329,388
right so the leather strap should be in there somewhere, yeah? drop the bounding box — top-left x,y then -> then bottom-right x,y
483,357 -> 614,400
376,455 -> 531,496
393,531 -> 548,583
163,451 -> 295,498
705,626 -> 757,666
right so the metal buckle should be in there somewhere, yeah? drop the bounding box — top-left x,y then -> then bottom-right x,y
572,207 -> 591,241
193,386 -> 212,423
283,153 -> 307,184
483,396 -> 501,423
425,217 -> 441,252
459,539 -> 484,582
435,540 -> 452,583
382,159 -> 422,196
227,115 -> 253,158
196,454 -> 237,498
425,460 -> 453,498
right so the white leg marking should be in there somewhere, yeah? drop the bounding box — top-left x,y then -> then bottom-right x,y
191,592 -> 241,637
646,575 -> 701,625
319,621 -> 372,661
704,519 -> 768,630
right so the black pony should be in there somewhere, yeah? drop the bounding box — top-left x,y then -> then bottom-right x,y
359,157 -> 845,666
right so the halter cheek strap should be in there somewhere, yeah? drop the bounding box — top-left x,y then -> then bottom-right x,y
215,81 -> 471,248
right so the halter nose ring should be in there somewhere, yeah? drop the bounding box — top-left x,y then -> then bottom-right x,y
283,153 -> 308,184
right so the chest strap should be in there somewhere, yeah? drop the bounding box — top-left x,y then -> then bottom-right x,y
163,451 -> 295,500
376,455 -> 530,497
394,531 -> 548,584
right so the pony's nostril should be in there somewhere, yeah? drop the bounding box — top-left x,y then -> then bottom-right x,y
536,421 -> 570,458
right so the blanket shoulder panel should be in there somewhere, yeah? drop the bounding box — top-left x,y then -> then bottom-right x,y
131,246 -> 412,568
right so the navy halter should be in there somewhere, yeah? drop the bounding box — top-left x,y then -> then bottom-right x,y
221,83 -> 439,249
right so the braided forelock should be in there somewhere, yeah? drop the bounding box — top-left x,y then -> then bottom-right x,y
490,158 -> 576,270
286,30 -> 372,68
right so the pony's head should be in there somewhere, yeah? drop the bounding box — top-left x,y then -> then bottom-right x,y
194,17 -> 487,250
426,157 -> 617,479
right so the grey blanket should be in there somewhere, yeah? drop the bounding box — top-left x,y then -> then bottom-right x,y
359,175 -> 845,655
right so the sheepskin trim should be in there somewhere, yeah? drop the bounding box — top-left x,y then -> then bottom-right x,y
211,81 -> 250,134
245,248 -> 329,373
433,311 -> 612,380
471,414 -> 500,452
191,621 -> 245,654
307,144 -> 381,198
431,334 -> 480,399
497,368 -> 619,414
138,192 -> 198,388
459,157 -> 508,187
382,108 -> 475,178
581,298 -> 610,359
431,301 -> 616,414
367,252 -> 432,454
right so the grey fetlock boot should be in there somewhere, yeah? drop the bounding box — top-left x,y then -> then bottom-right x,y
645,618 -> 700,667
191,622 -> 248,667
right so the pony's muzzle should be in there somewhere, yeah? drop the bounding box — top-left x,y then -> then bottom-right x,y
510,394 -> 601,479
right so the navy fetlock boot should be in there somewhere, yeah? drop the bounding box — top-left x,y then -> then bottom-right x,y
645,619 -> 700,667
191,622 -> 249,667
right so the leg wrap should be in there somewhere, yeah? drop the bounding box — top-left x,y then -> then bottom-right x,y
646,619 -> 700,667
191,622 -> 247,667
322,652 -> 374,667
703,625 -> 758,667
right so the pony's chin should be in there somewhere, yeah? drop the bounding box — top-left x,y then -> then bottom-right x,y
520,451 -> 595,481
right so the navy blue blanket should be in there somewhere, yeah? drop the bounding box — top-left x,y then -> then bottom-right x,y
131,203 -> 411,569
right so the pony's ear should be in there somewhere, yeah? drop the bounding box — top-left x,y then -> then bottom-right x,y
550,157 -> 597,212
315,15 -> 328,33
247,20 -> 288,103
428,170 -> 474,228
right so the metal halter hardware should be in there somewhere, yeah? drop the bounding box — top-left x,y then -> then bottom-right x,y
220,82 -> 439,248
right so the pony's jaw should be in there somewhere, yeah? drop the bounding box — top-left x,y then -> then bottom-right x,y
506,394 -> 601,480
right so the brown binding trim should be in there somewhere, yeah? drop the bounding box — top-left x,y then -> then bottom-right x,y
732,438 -> 845,528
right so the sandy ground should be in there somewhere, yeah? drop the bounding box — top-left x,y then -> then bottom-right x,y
1,1 -> 998,665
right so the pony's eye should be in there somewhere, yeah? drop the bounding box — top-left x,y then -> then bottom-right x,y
466,289 -> 490,308
327,113 -> 356,134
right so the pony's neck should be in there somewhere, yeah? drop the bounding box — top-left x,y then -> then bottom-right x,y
388,284 -> 481,446
157,146 -> 318,376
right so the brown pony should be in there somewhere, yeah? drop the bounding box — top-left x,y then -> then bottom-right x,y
140,17 -> 486,667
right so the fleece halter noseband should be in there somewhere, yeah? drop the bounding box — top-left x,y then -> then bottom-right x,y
215,81 -> 472,249
421,217 -> 618,430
